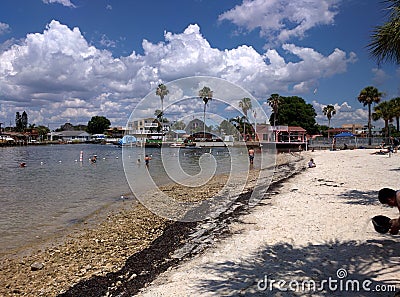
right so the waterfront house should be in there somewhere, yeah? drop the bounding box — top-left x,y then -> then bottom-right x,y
128,118 -> 171,134
255,124 -> 307,150
48,131 -> 91,143
256,124 -> 306,143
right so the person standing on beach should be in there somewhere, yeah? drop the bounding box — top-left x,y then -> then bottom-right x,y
378,188 -> 400,234
393,137 -> 399,153
248,148 -> 255,165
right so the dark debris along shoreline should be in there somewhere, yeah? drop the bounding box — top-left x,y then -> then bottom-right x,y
59,154 -> 307,297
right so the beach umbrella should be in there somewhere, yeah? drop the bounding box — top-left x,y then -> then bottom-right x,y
334,132 -> 355,137
334,132 -> 358,147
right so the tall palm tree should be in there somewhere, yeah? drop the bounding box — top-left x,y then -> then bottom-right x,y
267,93 -> 281,127
357,86 -> 383,145
322,104 -> 336,128
391,97 -> 400,131
198,86 -> 213,138
368,0 -> 400,65
372,100 -> 395,139
156,84 -> 169,127
239,97 -> 252,140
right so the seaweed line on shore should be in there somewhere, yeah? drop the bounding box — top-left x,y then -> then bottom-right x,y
0,152 -> 308,297
58,153 -> 308,297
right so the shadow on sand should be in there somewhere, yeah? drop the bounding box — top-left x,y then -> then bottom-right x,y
338,189 -> 379,206
194,239 -> 400,296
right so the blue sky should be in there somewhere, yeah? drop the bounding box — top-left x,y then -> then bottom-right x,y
0,0 -> 398,130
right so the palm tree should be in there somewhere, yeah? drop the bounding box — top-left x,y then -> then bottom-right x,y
156,84 -> 169,127
372,100 -> 395,139
239,97 -> 252,140
357,86 -> 383,145
198,86 -> 213,138
267,93 -> 281,126
391,97 -> 400,132
229,116 -> 252,139
368,0 -> 400,65
322,104 -> 336,128
154,109 -> 162,119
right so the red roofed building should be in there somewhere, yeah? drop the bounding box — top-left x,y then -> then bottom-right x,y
256,124 -> 307,144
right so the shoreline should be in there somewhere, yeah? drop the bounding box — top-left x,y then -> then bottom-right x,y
137,149 -> 400,297
0,152 -> 307,296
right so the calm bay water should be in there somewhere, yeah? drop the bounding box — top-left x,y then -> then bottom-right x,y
0,143 -> 258,255
0,144 -> 131,254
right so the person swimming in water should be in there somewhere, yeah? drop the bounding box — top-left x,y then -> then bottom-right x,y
90,155 -> 97,163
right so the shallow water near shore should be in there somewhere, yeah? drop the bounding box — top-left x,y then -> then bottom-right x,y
0,143 -> 265,255
0,144 -> 130,254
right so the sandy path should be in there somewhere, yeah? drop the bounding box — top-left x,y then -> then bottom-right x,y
137,149 -> 400,296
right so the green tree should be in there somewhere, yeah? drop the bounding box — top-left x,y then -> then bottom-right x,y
171,120 -> 186,130
15,111 -> 28,132
357,86 -> 383,145
239,97 -> 252,139
74,124 -> 88,131
198,86 -> 213,138
156,84 -> 169,124
322,104 -> 336,128
391,97 -> 400,131
368,0 -> 400,65
21,111 -> 28,130
15,112 -> 22,132
37,125 -> 50,140
153,109 -> 169,132
87,116 -> 111,134
56,123 -> 74,132
316,124 -> 330,137
270,96 -> 318,134
229,116 -> 245,134
219,119 -> 239,137
372,100 -> 395,139
155,109 -> 169,123
229,116 -> 253,140
267,93 -> 282,127
154,109 -> 162,119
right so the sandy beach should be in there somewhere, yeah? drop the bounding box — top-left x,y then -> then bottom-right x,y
1,149 -> 400,296
137,149 -> 400,297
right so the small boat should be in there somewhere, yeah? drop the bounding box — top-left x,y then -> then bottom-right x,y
145,138 -> 162,148
170,142 -> 186,148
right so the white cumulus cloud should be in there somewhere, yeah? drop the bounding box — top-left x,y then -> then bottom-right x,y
313,100 -> 368,127
218,0 -> 340,46
42,0 -> 76,7
0,21 -> 355,128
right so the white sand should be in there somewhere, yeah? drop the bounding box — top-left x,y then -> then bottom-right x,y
137,149 -> 400,296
